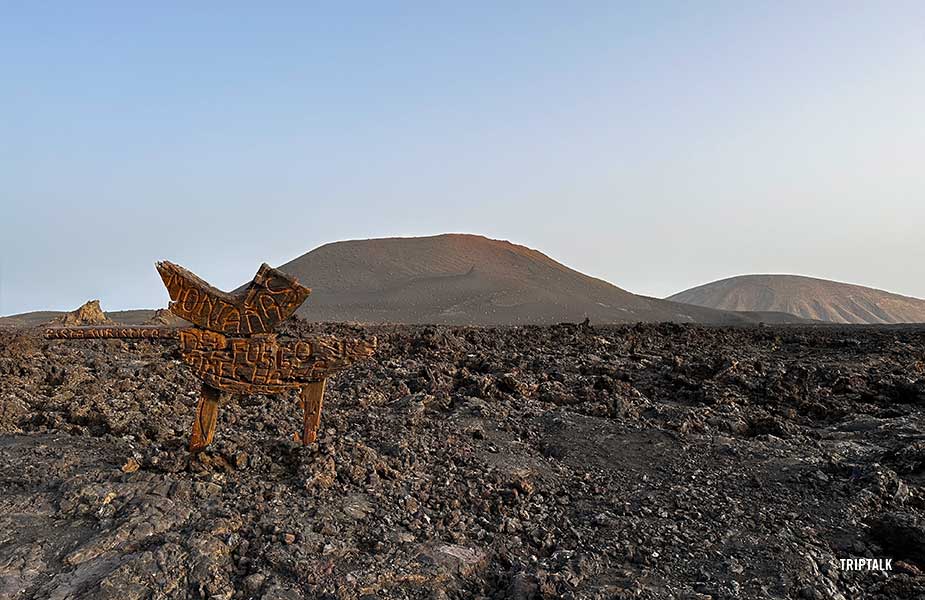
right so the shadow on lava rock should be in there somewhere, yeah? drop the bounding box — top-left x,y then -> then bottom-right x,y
2,323 -> 925,599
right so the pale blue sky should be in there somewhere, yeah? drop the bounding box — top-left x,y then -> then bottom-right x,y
2,2 -> 923,315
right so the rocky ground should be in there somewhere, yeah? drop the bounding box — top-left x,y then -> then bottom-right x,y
1,321 -> 925,599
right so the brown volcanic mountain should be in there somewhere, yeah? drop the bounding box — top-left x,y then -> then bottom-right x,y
276,234 -> 797,325
669,274 -> 925,324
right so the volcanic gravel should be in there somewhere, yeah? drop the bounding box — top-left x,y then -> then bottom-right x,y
1,321 -> 925,599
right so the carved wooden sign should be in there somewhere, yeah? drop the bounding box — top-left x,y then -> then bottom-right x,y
157,261 -> 311,335
45,262 -> 376,452
177,328 -> 376,395
45,326 -> 179,340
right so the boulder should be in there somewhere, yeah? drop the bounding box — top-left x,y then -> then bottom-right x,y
53,300 -> 113,326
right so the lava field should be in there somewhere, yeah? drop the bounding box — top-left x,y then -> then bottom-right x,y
2,321 -> 925,599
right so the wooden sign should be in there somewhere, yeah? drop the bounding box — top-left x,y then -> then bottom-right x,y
45,262 -> 376,452
156,261 -> 311,335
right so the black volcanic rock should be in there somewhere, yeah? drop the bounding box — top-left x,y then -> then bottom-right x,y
3,322 -> 925,598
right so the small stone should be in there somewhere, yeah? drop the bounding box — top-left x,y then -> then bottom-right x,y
121,457 -> 140,473
261,584 -> 302,600
894,560 -> 923,576
244,573 -> 266,594
508,572 -> 538,600
513,477 -> 535,496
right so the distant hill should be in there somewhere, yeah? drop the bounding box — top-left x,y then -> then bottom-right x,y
2,235 -> 816,328
275,234 -> 799,326
0,309 -> 158,329
668,274 -> 925,324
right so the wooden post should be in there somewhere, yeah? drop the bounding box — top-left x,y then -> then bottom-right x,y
189,384 -> 222,452
299,379 -> 327,445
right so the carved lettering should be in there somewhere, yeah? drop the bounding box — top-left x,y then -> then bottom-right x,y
44,326 -> 180,340
47,260 -> 376,451
155,261 -> 310,335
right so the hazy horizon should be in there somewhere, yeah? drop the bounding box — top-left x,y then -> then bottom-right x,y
3,3 -> 923,315
3,231 -> 925,317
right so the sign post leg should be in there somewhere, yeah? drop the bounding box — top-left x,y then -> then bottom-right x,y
189,384 -> 222,452
300,379 -> 327,445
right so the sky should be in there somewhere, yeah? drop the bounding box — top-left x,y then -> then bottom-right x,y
2,2 -> 923,315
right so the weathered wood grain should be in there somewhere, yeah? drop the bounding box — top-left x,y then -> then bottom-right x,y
176,329 -> 375,394
44,326 -> 180,340
300,379 -> 327,445
156,261 -> 311,335
189,384 -> 222,452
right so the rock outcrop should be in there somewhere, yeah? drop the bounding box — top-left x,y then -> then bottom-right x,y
52,300 -> 113,326
144,308 -> 186,326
